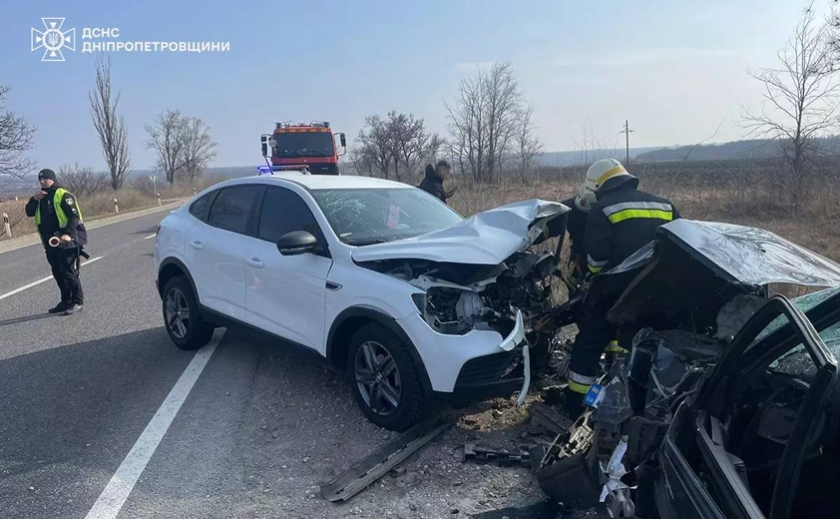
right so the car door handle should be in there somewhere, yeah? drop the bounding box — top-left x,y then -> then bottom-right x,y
246,257 -> 264,268
189,240 -> 204,250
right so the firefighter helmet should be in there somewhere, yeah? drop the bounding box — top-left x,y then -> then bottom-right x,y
574,159 -> 637,210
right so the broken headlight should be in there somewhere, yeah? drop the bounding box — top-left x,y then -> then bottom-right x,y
421,287 -> 488,335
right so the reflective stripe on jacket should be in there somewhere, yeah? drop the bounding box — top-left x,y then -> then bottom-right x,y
584,184 -> 679,274
35,188 -> 85,246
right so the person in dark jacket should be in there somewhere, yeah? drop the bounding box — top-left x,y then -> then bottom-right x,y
560,195 -> 590,295
25,168 -> 89,315
418,160 -> 456,204
562,159 -> 680,417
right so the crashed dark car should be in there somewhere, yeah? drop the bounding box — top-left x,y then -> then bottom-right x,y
536,219 -> 840,519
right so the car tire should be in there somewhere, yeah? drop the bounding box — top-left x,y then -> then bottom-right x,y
346,322 -> 425,432
162,275 -> 214,351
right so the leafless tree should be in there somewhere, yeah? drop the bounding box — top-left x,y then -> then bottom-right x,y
742,2 -> 840,208
0,84 -> 37,179
514,102 -> 544,181
89,53 -> 131,190
181,116 -> 218,182
59,163 -> 110,198
354,114 -> 393,178
570,120 -> 617,168
145,109 -> 188,184
445,62 -> 534,183
387,111 -> 429,181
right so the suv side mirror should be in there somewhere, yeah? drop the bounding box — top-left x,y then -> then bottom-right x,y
277,230 -> 318,255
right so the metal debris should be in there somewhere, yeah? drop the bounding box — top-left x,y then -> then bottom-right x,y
320,418 -> 452,502
463,443 -> 532,467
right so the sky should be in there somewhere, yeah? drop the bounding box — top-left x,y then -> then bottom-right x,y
0,0 -> 832,173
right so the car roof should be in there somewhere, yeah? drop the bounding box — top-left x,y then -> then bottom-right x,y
210,171 -> 415,191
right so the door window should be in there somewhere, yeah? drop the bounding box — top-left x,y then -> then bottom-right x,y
206,185 -> 262,235
256,186 -> 325,246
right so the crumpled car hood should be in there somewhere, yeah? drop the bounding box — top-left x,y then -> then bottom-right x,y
350,199 -> 570,266
588,219 -> 840,329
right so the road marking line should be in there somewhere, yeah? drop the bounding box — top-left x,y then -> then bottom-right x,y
0,256 -> 103,301
84,337 -> 220,519
143,234 -> 156,240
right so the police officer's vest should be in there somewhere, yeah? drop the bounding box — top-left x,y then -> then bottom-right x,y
34,188 -> 84,244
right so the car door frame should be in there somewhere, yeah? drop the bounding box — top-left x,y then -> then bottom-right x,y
242,183 -> 333,352
655,294 -> 839,519
186,183 -> 264,321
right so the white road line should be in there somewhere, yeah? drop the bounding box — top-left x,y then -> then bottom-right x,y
143,234 -> 156,240
0,256 -> 104,301
84,338 -> 220,519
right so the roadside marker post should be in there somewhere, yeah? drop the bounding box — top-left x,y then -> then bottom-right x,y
157,193 -> 162,206
2,213 -> 10,239
114,198 -> 119,214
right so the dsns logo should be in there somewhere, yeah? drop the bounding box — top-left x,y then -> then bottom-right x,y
31,18 -> 76,62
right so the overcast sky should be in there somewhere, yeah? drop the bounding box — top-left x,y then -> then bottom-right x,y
0,0 -> 831,171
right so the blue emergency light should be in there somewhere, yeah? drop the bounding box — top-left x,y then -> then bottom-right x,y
257,165 -> 272,175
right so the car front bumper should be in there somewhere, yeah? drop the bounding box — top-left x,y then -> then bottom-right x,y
397,309 -> 528,394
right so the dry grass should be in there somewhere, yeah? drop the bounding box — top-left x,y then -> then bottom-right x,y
445,169 -> 840,268
0,175 -> 224,241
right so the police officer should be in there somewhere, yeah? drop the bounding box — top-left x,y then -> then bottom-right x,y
25,168 -> 89,315
563,159 -> 680,417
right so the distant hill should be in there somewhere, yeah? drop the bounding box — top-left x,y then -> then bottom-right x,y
635,135 -> 840,162
538,147 -> 663,167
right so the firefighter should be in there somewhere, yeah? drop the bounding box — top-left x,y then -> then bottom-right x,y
563,159 -> 680,417
419,160 -> 457,204
25,168 -> 89,315
560,188 -> 593,296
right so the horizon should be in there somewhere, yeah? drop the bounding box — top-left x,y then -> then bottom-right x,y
0,0 -> 830,173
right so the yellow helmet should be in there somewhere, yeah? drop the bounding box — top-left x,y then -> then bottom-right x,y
574,159 -> 637,211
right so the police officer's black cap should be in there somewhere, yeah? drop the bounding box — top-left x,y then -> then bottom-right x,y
38,169 -> 57,182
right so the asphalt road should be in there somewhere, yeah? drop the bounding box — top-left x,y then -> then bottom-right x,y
0,207 -> 533,519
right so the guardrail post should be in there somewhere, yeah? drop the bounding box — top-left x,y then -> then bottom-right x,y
193,188 -> 197,196
157,193 -> 162,206
114,198 -> 119,214
2,212 -> 10,239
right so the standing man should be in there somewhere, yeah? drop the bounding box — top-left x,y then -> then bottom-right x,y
25,168 -> 88,315
419,160 -> 457,204
563,159 -> 680,417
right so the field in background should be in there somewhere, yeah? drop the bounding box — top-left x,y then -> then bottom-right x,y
0,175 -> 226,241
446,160 -> 840,268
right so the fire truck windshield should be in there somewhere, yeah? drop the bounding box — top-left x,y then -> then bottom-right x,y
272,132 -> 335,158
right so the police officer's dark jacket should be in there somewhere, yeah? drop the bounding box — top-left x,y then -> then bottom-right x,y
25,184 -> 88,248
584,176 -> 680,274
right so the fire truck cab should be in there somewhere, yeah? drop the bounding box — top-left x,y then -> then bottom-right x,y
261,121 -> 346,175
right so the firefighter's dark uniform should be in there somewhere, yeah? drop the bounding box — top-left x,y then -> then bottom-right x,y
25,181 -> 88,313
565,175 -> 680,410
560,196 -> 588,295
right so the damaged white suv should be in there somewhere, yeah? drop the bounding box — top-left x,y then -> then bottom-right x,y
154,171 -> 569,431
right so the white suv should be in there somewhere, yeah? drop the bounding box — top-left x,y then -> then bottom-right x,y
154,171 -> 569,431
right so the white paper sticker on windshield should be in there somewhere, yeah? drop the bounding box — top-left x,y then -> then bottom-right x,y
387,204 -> 400,229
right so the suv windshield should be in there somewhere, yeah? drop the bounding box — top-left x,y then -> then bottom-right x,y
272,132 -> 335,158
310,188 -> 464,246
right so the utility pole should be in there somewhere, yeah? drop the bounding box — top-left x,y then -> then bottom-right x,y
619,120 -> 634,165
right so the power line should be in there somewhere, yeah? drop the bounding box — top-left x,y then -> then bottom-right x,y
619,120 -> 634,165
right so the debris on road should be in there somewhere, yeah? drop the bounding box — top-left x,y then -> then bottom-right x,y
463,443 -> 532,468
319,418 -> 453,502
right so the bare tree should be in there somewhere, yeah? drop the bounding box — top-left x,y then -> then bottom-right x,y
0,84 -> 37,179
742,2 -> 840,207
514,102 -> 544,181
89,53 -> 131,190
181,116 -> 218,182
354,114 -> 394,178
445,62 -> 531,183
145,109 -> 188,184
59,163 -> 110,198
571,120 -> 617,167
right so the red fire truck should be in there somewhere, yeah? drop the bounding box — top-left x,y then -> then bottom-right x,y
260,121 -> 347,175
